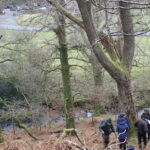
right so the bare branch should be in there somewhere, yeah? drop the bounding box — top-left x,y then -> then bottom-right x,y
46,0 -> 84,29
69,65 -> 90,72
41,67 -> 61,74
110,29 -> 150,36
0,59 -> 14,63
65,140 -> 87,150
109,0 -> 150,5
103,6 -> 150,10
91,0 -> 150,10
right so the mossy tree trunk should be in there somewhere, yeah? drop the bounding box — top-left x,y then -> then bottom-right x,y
90,54 -> 103,86
55,0 -> 75,135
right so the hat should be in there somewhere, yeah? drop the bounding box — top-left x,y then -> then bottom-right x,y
119,112 -> 126,118
107,118 -> 112,123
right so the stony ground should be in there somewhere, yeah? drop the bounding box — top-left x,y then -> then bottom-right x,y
0,115 -> 149,150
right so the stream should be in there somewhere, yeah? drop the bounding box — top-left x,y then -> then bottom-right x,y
0,110 -> 94,132
1,108 -> 149,132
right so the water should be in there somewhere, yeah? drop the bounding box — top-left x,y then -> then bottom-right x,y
138,108 -> 150,118
0,24 -> 48,31
2,108 -> 147,132
1,110 -> 94,132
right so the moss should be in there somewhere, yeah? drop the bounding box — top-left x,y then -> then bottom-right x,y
56,20 -> 75,134
14,118 -> 38,140
97,44 -> 129,77
94,106 -> 106,117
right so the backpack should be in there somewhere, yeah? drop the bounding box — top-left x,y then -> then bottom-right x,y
127,145 -> 135,150
116,118 -> 129,140
99,119 -> 113,135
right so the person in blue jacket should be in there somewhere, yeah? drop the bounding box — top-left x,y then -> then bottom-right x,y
116,114 -> 129,150
117,113 -> 130,131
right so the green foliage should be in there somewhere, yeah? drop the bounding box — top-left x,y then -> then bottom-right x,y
94,105 -> 106,117
0,80 -> 18,99
0,98 -> 7,108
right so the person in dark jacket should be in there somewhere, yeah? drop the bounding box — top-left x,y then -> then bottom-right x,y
99,118 -> 115,149
141,109 -> 150,120
141,109 -> 150,140
116,116 -> 129,150
135,117 -> 148,150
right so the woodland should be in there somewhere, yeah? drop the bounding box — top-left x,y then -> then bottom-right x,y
0,0 -> 150,149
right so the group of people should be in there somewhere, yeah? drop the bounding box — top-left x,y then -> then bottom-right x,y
99,109 -> 150,150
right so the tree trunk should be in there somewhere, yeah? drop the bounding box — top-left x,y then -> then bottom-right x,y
90,54 -> 103,86
118,0 -> 136,121
59,43 -> 75,133
55,0 -> 75,135
76,0 -> 136,121
119,1 -> 135,72
117,79 -> 136,121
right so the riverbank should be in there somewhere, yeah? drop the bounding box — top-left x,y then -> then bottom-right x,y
0,115 -> 149,150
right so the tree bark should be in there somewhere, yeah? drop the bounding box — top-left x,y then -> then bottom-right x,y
76,0 -> 136,120
118,1 -> 136,120
117,79 -> 136,120
55,0 -> 75,135
119,1 -> 135,72
90,54 -> 103,86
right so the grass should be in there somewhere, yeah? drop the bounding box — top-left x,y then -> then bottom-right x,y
0,12 -> 150,82
17,13 -> 54,28
1,31 -> 150,82
131,36 -> 150,79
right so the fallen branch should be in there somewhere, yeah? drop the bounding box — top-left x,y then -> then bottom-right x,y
50,130 -> 63,134
63,128 -> 89,150
74,129 -> 86,146
14,118 -> 38,140
65,140 -> 88,150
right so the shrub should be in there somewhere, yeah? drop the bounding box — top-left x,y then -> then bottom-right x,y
94,105 -> 106,116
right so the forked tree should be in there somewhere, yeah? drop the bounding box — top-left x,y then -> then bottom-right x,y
46,0 -> 137,121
